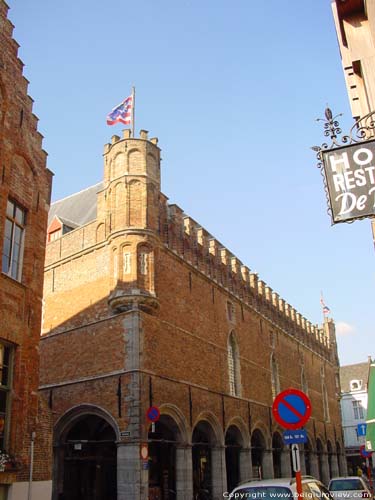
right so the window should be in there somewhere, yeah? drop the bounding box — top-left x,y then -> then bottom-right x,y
227,301 -> 235,323
48,229 -> 61,242
353,400 -> 364,420
228,333 -> 240,396
0,343 -> 13,450
271,354 -> 280,399
2,199 -> 26,281
350,380 -> 362,391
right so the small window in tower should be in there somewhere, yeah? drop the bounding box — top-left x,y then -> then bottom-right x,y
140,253 -> 148,275
123,252 -> 131,275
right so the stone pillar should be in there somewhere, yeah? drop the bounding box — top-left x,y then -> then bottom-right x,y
321,453 -> 330,485
262,450 -> 274,479
211,446 -> 227,500
339,453 -> 348,476
281,448 -> 292,477
176,445 -> 193,500
309,453 -> 319,480
331,454 -> 339,478
239,448 -> 252,483
117,442 -> 144,500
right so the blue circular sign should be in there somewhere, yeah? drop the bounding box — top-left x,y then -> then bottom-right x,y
272,389 -> 312,430
146,406 -> 160,422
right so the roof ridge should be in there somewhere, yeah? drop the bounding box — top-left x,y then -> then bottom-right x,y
52,181 -> 102,206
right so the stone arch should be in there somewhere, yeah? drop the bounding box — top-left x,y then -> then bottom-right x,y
96,222 -> 105,243
148,406 -> 189,499
128,148 -> 143,174
251,428 -> 268,479
192,411 -> 224,446
303,435 -> 313,475
112,152 -> 125,179
225,417 -> 250,447
192,413 -> 225,499
53,403 -> 120,445
53,404 -> 119,500
159,403 -> 190,444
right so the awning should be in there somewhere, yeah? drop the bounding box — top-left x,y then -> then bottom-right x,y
365,363 -> 375,451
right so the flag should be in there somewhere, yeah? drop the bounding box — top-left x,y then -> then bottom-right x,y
320,296 -> 331,315
106,95 -> 133,126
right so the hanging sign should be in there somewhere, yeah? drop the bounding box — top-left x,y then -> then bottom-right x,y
321,140 -> 375,224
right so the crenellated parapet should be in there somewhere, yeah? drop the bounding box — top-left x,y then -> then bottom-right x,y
158,198 -> 336,359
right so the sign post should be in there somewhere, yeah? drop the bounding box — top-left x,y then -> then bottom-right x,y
273,389 -> 312,500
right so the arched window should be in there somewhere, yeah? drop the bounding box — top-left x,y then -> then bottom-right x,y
271,353 -> 280,399
321,366 -> 330,422
228,333 -> 241,396
301,366 -> 308,394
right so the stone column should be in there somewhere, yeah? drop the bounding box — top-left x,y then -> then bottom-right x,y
330,454 -> 339,478
309,453 -> 319,480
211,446 -> 227,500
281,448 -> 292,477
339,453 -> 348,476
262,450 -> 274,479
239,448 -> 252,483
321,453 -> 330,485
117,442 -> 144,500
176,445 -> 193,500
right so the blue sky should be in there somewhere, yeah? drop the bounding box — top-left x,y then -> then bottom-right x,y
8,0 -> 374,366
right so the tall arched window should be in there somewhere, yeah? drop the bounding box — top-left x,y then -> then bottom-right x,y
321,365 -> 330,422
228,333 -> 241,396
271,353 -> 280,399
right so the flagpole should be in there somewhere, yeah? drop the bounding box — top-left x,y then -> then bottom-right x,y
132,86 -> 135,138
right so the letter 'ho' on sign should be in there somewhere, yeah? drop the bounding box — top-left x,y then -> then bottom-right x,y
322,140 -> 375,224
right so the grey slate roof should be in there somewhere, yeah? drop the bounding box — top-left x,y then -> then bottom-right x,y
48,182 -> 103,227
340,361 -> 370,393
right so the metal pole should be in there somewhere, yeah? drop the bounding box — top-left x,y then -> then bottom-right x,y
27,432 -> 36,500
132,86 -> 135,138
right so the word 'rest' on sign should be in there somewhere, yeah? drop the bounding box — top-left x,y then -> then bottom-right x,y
321,140 -> 375,224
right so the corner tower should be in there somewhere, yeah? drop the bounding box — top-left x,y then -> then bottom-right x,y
99,129 -> 161,314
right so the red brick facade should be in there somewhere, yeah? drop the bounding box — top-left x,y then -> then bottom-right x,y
41,131 -> 346,500
0,0 -> 53,496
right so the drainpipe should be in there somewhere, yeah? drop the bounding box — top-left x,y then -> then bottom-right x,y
27,432 -> 36,500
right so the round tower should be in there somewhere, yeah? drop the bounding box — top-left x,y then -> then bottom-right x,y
100,129 -> 161,314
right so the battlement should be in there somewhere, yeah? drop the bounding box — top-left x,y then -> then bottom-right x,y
159,195 -> 335,358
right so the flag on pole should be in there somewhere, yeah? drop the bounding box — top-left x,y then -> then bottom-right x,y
106,95 -> 133,126
320,295 -> 331,315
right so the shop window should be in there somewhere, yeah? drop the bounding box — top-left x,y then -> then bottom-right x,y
0,343 -> 12,450
2,199 -> 26,281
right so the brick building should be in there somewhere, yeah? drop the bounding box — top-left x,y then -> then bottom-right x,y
0,1 -> 53,499
40,128 -> 346,500
331,0 -> 375,247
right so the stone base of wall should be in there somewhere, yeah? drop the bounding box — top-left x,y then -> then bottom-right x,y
8,480 -> 52,500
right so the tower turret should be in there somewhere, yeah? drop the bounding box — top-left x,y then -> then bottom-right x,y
100,129 -> 161,314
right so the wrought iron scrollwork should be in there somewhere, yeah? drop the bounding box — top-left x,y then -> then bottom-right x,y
311,107 -> 375,225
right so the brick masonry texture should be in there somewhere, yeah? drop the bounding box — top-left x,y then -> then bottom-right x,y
40,130 -> 343,472
0,0 -> 53,483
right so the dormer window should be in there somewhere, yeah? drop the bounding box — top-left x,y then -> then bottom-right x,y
350,380 -> 362,391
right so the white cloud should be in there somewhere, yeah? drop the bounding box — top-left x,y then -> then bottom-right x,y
336,322 -> 356,337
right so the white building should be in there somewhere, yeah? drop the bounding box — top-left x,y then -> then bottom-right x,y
340,358 -> 371,474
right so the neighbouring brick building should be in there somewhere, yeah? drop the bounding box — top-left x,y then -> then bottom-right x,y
40,129 -> 347,500
0,1 -> 53,499
331,0 -> 375,247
